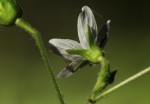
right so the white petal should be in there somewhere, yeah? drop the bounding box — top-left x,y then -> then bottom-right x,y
77,6 -> 98,49
57,61 -> 79,78
49,39 -> 83,61
96,20 -> 111,49
57,60 -> 90,78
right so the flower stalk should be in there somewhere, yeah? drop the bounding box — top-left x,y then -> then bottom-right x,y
15,18 -> 65,104
91,57 -> 110,100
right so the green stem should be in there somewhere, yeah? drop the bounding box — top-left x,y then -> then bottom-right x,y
95,66 -> 150,102
15,18 -> 65,104
90,57 -> 110,101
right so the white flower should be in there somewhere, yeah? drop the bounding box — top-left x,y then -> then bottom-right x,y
49,6 -> 110,78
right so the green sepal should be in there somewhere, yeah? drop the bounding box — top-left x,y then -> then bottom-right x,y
66,49 -> 88,58
87,24 -> 95,48
0,0 -> 22,26
66,49 -> 102,63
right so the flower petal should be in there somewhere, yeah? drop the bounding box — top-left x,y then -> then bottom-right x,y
49,39 -> 83,61
57,60 -> 89,78
96,20 -> 111,49
77,6 -> 98,49
57,61 -> 79,78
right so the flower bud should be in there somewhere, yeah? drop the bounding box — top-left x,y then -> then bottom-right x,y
0,0 -> 22,26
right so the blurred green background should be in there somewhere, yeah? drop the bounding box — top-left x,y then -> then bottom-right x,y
0,0 -> 150,104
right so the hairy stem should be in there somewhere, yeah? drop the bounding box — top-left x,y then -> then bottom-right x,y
90,57 -> 110,101
15,18 -> 65,104
95,66 -> 150,102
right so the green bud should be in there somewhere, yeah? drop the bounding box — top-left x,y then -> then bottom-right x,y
0,0 -> 22,26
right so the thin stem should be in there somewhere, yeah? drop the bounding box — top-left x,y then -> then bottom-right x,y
15,18 -> 65,104
95,67 -> 150,102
